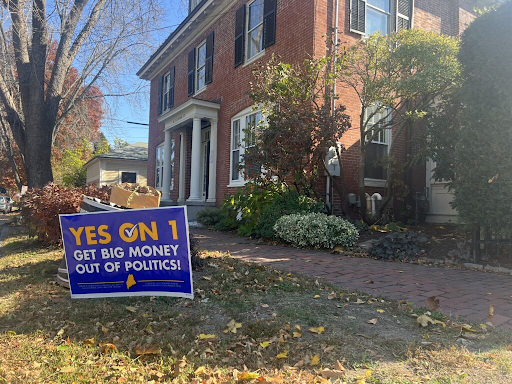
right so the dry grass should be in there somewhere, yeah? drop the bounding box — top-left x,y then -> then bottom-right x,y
1,224 -> 512,383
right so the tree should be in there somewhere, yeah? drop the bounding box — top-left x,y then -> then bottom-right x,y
338,29 -> 460,221
0,0 -> 160,187
248,55 -> 351,212
113,137 -> 129,149
428,1 -> 512,231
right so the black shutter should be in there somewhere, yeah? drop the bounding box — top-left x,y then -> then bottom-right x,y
396,0 -> 412,31
157,76 -> 163,115
234,5 -> 246,67
205,32 -> 214,84
169,66 -> 175,109
263,0 -> 277,48
187,49 -> 196,96
350,0 -> 365,35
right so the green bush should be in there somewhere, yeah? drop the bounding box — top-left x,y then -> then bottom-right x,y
274,213 -> 359,249
255,190 -> 324,239
196,207 -> 223,227
369,231 -> 428,261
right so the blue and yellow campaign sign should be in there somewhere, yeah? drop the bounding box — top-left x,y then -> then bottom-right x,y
59,206 -> 194,299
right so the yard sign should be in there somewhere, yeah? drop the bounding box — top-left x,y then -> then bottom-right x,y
59,206 -> 193,299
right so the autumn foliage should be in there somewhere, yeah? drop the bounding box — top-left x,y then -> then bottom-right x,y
22,183 -> 111,245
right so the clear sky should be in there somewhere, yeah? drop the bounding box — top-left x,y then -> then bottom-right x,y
100,0 -> 189,145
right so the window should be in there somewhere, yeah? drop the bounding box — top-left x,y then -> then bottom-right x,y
230,110 -> 263,184
350,0 -> 412,36
155,141 -> 175,190
366,0 -> 390,36
121,172 -> 137,183
234,0 -> 276,67
364,105 -> 390,180
158,67 -> 175,115
247,0 -> 264,60
196,41 -> 207,91
188,32 -> 214,95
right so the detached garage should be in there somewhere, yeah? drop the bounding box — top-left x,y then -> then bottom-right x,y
85,142 -> 148,187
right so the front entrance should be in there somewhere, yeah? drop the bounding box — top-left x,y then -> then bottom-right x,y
426,159 -> 457,223
201,128 -> 211,201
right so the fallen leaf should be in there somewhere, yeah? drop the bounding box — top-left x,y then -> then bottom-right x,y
125,306 -> 137,313
261,304 -> 269,308
368,318 -> 378,325
197,334 -> 216,340
135,344 -> 161,356
327,292 -> 337,300
238,371 -> 261,381
364,280 -> 374,284
489,305 -> 494,319
83,337 -> 96,346
195,366 -> 208,376
276,350 -> 288,359
260,341 -> 272,348
310,354 -> 320,366
417,314 -> 435,327
321,361 -> 345,379
201,276 -> 212,281
377,309 -> 385,313
224,319 -> 242,334
313,295 -> 320,299
309,326 -> 325,334
426,296 -> 440,312
355,299 -> 365,304
99,343 -> 117,354
60,366 -> 76,373
292,331 -> 302,338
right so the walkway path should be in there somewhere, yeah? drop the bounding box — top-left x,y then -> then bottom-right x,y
192,228 -> 512,330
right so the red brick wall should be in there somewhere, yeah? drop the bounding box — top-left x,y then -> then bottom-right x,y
146,0 -> 476,211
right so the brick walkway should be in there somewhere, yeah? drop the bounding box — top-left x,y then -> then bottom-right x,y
192,228 -> 512,329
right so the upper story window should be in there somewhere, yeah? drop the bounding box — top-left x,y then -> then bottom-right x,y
188,32 -> 214,96
350,0 -> 412,36
230,109 -> 263,184
158,67 -> 175,115
196,41 -> 207,91
364,105 -> 391,180
247,0 -> 264,60
234,0 -> 277,67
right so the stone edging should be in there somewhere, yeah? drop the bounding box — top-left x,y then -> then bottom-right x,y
416,257 -> 512,275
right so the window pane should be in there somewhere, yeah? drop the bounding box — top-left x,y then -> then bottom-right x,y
248,25 -> 263,59
232,150 -> 240,181
365,143 -> 387,179
156,167 -> 160,188
366,7 -> 389,36
121,172 -> 137,183
232,120 -> 240,149
248,0 -> 264,30
197,67 -> 206,90
197,43 -> 206,67
367,0 -> 389,12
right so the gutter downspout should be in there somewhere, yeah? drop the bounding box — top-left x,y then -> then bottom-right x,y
326,0 -> 339,212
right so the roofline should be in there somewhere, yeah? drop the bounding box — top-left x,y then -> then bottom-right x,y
137,0 -> 212,79
84,156 -> 148,168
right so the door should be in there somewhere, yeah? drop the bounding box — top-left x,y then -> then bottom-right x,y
426,159 -> 457,223
201,128 -> 211,201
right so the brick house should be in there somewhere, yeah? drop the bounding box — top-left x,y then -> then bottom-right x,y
137,0 -> 477,220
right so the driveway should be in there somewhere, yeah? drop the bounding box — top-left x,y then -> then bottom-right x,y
192,228 -> 512,329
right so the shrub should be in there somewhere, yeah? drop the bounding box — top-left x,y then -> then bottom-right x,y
196,207 -> 223,227
22,183 -> 111,245
273,213 -> 359,249
255,190 -> 324,239
369,231 -> 428,261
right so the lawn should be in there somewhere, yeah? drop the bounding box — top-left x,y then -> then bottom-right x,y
1,224 -> 512,383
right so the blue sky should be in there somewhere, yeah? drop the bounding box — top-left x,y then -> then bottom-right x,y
101,0 -> 189,145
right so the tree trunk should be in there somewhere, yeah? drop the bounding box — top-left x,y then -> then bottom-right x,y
23,115 -> 54,188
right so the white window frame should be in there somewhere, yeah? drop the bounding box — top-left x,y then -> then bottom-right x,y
155,141 -> 175,191
365,0 -> 392,37
364,105 -> 391,185
196,40 -> 207,93
162,71 -> 171,113
245,0 -> 265,63
229,107 -> 263,187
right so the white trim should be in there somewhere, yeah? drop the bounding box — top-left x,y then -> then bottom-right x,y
364,178 -> 388,188
195,39 -> 207,93
243,49 -> 265,67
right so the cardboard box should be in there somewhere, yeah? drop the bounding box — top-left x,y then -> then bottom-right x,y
110,185 -> 161,209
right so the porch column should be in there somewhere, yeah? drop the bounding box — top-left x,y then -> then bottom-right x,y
207,118 -> 217,203
161,128 -> 173,201
178,131 -> 186,203
187,117 -> 202,201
